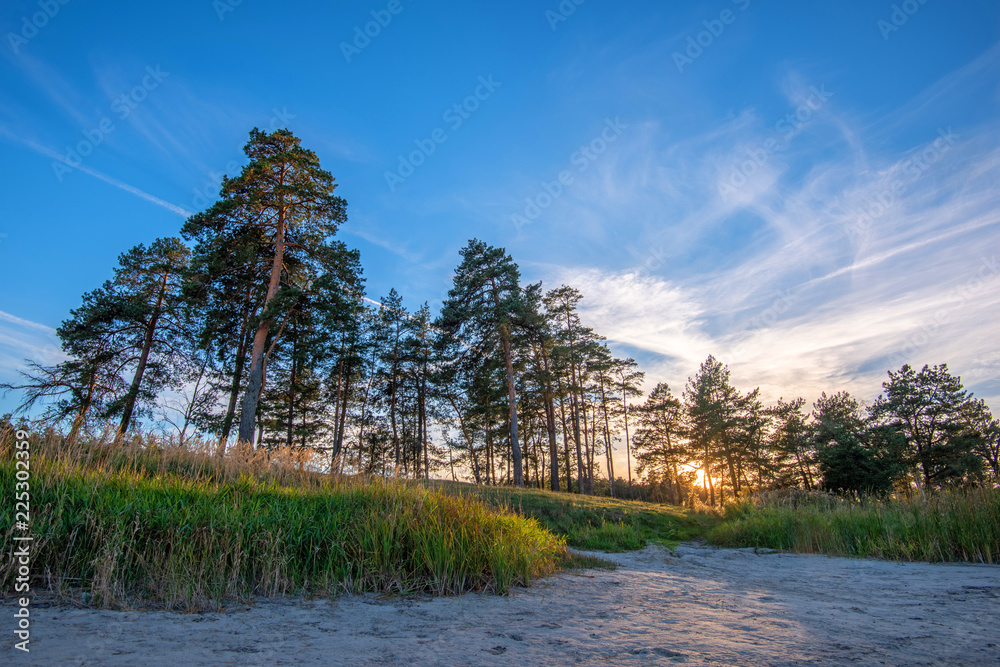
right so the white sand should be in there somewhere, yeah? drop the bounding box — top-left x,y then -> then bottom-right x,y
5,543 -> 999,666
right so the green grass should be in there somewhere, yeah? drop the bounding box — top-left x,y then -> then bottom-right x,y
708,488 -> 1000,563
9,429 -> 992,615
0,433 -> 564,610
426,480 -> 717,552
429,481 -> 1000,565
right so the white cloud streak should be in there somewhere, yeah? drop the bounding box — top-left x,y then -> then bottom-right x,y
0,127 -> 191,217
524,47 -> 1000,414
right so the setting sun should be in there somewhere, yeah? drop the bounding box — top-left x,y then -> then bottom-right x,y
684,465 -> 717,489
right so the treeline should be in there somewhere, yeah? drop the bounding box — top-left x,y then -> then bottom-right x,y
4,129 -> 998,502
630,359 -> 998,504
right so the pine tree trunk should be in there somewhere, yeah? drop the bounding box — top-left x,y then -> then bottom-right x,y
546,396 -> 559,491
541,347 -> 560,492
390,325 -> 401,473
286,342 -> 297,448
672,462 -> 682,505
414,385 -> 423,479
332,366 -> 351,469
501,331 -> 524,486
507,445 -> 511,484
563,310 -> 587,494
795,451 -> 813,489
533,428 -> 542,488
600,377 -> 615,497
331,355 -> 345,470
420,369 -> 428,479
557,383 -> 573,492
486,424 -> 493,484
726,451 -> 740,496
486,392 -> 494,484
623,384 -> 632,485
572,402 -> 585,494
355,344 -> 378,468
706,442 -> 715,506
68,410 -> 86,444
68,372 -> 97,445
218,320 -> 251,456
448,394 -> 480,483
117,274 -> 167,438
471,443 -> 482,484
237,204 -> 286,447
582,402 -> 594,494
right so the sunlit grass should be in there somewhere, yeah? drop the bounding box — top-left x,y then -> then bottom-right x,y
708,488 -> 1000,563
0,428 -> 563,610
9,423 -> 991,616
426,480 -> 717,552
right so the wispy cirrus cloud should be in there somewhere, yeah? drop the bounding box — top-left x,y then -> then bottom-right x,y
517,44 -> 1000,412
0,126 -> 192,217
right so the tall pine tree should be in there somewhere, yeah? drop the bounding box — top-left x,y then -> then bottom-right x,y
182,128 -> 348,449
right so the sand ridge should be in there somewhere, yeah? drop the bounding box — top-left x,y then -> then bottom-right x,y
4,543 -> 999,665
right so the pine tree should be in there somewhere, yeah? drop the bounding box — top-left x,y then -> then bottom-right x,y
611,357 -> 645,485
402,303 -> 435,479
811,391 -> 903,495
438,239 -> 528,486
633,383 -> 687,503
683,356 -> 741,505
590,345 -> 619,496
523,283 -> 562,491
767,397 -> 814,489
6,238 -> 190,439
961,399 -> 999,481
0,348 -> 122,443
870,364 -> 986,488
182,128 -> 349,449
544,285 -> 604,493
106,238 -> 191,436
734,388 -> 768,490
376,289 -> 408,472
184,220 -> 266,451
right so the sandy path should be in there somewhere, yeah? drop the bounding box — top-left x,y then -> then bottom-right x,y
4,543 -> 999,666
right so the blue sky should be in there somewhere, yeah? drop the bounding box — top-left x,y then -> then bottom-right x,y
2,0 -> 999,420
